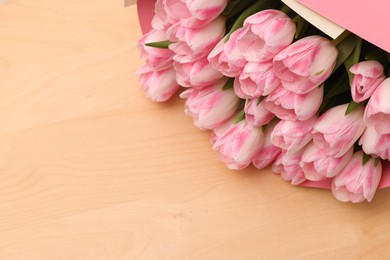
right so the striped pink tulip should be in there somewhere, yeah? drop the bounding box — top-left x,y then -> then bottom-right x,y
350,60 -> 385,103
213,119 -> 264,170
364,78 -> 390,134
137,65 -> 180,102
273,36 -> 338,94
332,151 -> 382,203
180,79 -> 240,129
312,104 -> 365,158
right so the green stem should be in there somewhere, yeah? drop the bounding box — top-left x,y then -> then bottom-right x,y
280,3 -> 292,15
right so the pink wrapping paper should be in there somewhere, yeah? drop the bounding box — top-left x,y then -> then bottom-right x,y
297,0 -> 390,53
136,0 -> 390,189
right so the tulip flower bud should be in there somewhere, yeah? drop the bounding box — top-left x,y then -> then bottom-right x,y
271,117 -> 316,153
312,104 -> 365,158
332,151 -> 382,203
273,36 -> 338,94
350,60 -> 385,103
213,119 -> 264,170
180,79 -> 240,130
253,120 -> 281,169
364,78 -> 390,134
272,149 -> 306,185
300,142 -> 353,181
136,65 -> 180,102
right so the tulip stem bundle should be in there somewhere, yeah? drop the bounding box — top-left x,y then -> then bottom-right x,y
137,0 -> 390,203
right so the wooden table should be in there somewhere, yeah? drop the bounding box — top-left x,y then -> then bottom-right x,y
1,1 -> 390,259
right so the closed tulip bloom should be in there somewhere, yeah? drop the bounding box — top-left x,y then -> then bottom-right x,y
210,113 -> 237,144
300,142 -> 353,181
359,126 -> 390,160
350,60 -> 385,103
163,0 -> 211,28
180,79 -> 240,130
208,30 -> 247,77
271,117 -> 316,153
264,85 -> 323,121
174,57 -> 223,88
168,16 -> 226,54
237,10 -> 296,62
137,65 -> 180,102
164,0 -> 191,19
213,120 -> 264,170
137,29 -> 174,70
273,36 -> 338,94
272,149 -> 306,185
186,0 -> 228,21
253,120 -> 282,169
154,0 -> 222,31
332,151 -> 382,203
169,41 -> 206,63
152,0 -> 179,31
244,98 -> 274,127
234,61 -> 281,99
364,78 -> 390,134
312,104 -> 365,158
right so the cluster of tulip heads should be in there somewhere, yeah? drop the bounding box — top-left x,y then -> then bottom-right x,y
136,0 -> 390,203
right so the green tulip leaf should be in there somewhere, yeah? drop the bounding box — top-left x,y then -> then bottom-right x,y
222,78 -> 235,90
362,153 -> 371,166
333,34 -> 358,73
345,101 -> 361,116
256,96 -> 266,106
145,40 -> 172,49
233,109 -> 245,124
344,37 -> 362,84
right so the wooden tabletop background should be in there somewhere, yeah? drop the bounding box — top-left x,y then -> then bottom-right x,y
1,1 -> 390,259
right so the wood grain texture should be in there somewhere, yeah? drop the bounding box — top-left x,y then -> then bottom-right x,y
1,1 -> 390,259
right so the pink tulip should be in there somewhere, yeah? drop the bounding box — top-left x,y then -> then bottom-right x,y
213,119 -> 264,170
364,78 -> 390,134
312,104 -> 365,158
152,0 -> 179,31
359,126 -> 390,160
180,79 -> 240,129
272,149 -> 306,185
253,120 -> 282,169
137,29 -> 174,70
332,151 -> 382,203
186,0 -> 228,21
234,61 -> 281,99
164,0 -> 191,20
237,10 -> 296,62
271,117 -> 316,153
264,85 -> 323,121
208,29 -> 247,77
168,16 -> 226,54
210,113 -> 237,144
273,36 -> 338,94
174,58 -> 223,88
137,65 -> 180,102
244,98 -> 274,127
350,60 -> 385,103
165,0 -> 218,28
169,41 -> 206,63
300,142 -> 353,181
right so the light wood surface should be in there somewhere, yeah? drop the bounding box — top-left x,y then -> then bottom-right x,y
1,1 -> 390,259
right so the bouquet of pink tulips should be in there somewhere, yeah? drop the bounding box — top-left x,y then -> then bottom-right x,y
136,0 -> 390,203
